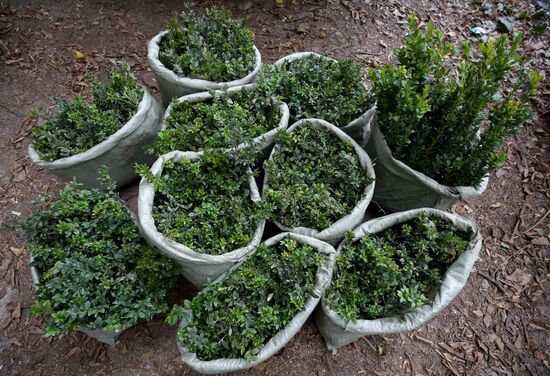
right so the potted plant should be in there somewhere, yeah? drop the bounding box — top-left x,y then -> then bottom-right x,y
18,171 -> 180,346
170,233 -> 336,374
28,61 -> 163,189
366,15 -> 543,211
148,84 -> 289,158
262,119 -> 375,244
136,150 -> 266,287
259,52 -> 376,145
314,208 -> 482,352
147,5 -> 262,107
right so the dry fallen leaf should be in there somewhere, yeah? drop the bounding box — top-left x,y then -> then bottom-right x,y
508,269 -> 531,287
67,347 -> 81,357
9,337 -> 22,347
5,58 -> 24,65
12,303 -> 21,320
74,50 -> 84,59
297,22 -> 310,33
532,237 -> 549,246
10,247 -> 25,256
495,337 -> 504,351
474,351 -> 484,362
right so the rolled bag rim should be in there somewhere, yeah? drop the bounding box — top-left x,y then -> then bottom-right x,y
273,51 -> 377,140
160,83 -> 290,154
147,30 -> 262,93
28,88 -> 157,170
263,118 -> 376,243
137,150 -> 266,266
369,121 -> 489,202
177,232 -> 336,374
317,208 -> 482,344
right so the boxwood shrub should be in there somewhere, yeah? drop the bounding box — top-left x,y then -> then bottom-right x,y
136,151 -> 264,255
370,15 -> 543,186
259,54 -> 372,126
158,5 -> 256,82
324,212 -> 470,322
31,61 -> 144,161
263,122 -> 372,230
149,86 -> 281,155
18,173 -> 180,336
169,237 -> 325,361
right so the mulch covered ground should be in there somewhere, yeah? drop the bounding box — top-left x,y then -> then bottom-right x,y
0,0 -> 548,375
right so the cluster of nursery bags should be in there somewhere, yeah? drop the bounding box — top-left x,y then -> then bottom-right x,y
24,5 -> 546,374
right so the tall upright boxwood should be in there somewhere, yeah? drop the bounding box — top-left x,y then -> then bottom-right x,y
19,173 -> 180,336
31,62 -> 144,161
370,15 -> 543,187
159,5 -> 256,82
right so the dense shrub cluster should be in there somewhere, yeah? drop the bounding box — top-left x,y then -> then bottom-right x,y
325,212 -> 470,322
170,237 -> 325,361
159,6 -> 256,82
149,86 -> 281,155
136,151 -> 264,255
263,123 -> 372,230
31,62 -> 143,161
259,55 -> 372,126
370,15 -> 542,186
19,173 -> 180,336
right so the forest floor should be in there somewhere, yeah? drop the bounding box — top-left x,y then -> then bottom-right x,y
0,0 -> 548,375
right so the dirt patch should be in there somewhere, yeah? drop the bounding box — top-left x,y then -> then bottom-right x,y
0,0 -> 548,375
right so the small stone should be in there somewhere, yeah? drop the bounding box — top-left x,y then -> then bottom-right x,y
497,16 -> 515,33
238,1 -> 252,11
481,0 -> 493,10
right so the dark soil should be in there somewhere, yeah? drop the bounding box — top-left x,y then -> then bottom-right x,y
0,0 -> 548,375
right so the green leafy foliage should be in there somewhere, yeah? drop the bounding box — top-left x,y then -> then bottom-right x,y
173,237 -> 325,361
149,86 -> 281,156
370,14 -> 543,186
31,61 -> 143,161
263,123 -> 372,230
18,172 -> 180,336
135,151 -> 265,255
159,5 -> 256,82
324,212 -> 470,322
258,54 -> 373,126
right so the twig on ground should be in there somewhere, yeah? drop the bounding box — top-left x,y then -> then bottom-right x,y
523,208 -> 550,235
435,349 -> 461,376
477,270 -> 507,294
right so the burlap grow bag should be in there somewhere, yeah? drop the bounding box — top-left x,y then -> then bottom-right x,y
314,208 -> 482,352
161,84 -> 289,157
273,52 -> 376,146
27,208 -> 141,346
365,122 -> 489,212
137,150 -> 265,288
148,30 -> 262,107
263,118 -> 376,245
178,232 -> 336,374
28,89 -> 163,190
